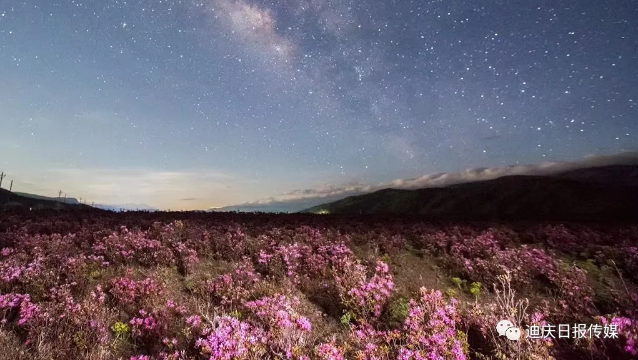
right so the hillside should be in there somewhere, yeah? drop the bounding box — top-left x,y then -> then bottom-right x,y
553,164 -> 638,187
14,192 -> 81,205
302,167 -> 638,221
0,189 -> 97,211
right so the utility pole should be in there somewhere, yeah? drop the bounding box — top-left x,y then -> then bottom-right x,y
9,180 -> 13,192
0,172 -> 5,188
63,193 -> 67,203
58,190 -> 62,202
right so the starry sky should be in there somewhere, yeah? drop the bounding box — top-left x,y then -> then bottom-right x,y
1,0 -> 637,210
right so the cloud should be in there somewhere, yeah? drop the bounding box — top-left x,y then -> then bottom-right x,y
384,151 -> 638,190
219,151 -> 638,212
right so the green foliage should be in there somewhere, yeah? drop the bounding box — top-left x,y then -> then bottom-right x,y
89,269 -> 102,279
573,259 -> 621,313
456,330 -> 470,355
112,321 -> 130,338
577,258 -> 599,275
230,309 -> 243,319
470,282 -> 482,298
600,264 -> 612,273
451,277 -> 465,290
444,288 -> 457,298
377,344 -> 391,357
600,266 -> 614,286
175,220 -> 184,230
576,258 -> 613,284
381,253 -> 391,264
340,311 -> 353,327
388,297 -> 410,323
73,331 -> 89,351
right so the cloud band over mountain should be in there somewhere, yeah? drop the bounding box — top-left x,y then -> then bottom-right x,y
214,151 -> 638,213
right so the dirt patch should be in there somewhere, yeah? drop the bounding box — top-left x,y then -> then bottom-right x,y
389,251 -> 446,296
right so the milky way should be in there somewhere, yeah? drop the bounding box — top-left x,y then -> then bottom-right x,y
0,0 -> 636,210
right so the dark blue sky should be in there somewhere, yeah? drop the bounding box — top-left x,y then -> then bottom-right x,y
1,0 -> 636,209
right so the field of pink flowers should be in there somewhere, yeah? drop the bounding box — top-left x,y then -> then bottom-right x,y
0,211 -> 636,359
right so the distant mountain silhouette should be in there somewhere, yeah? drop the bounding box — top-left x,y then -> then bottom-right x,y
301,165 -> 638,221
206,195 -> 353,213
14,192 -> 80,205
1,189 -> 96,211
553,165 -> 638,187
5,191 -> 158,212
93,203 -> 159,212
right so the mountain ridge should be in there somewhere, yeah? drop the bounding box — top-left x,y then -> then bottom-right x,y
14,192 -> 81,205
0,189 -> 97,211
300,165 -> 638,221
5,191 -> 158,212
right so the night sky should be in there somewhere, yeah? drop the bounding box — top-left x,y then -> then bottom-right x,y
1,0 -> 637,210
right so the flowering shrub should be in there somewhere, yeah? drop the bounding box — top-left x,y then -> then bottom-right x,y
212,227 -> 249,261
93,227 -> 176,267
256,241 -> 353,282
245,294 -> 312,358
0,212 -> 635,359
551,263 -> 595,319
598,294 -> 638,357
205,258 -> 260,309
194,314 -> 268,359
130,309 -> 161,338
397,288 -> 467,360
334,260 -> 395,321
598,316 -> 638,356
344,321 -> 398,359
110,276 -> 164,307
315,336 -> 346,360
277,243 -> 305,279
448,231 -> 560,290
0,293 -> 40,327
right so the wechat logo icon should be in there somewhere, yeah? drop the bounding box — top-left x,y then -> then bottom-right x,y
497,320 -> 522,341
